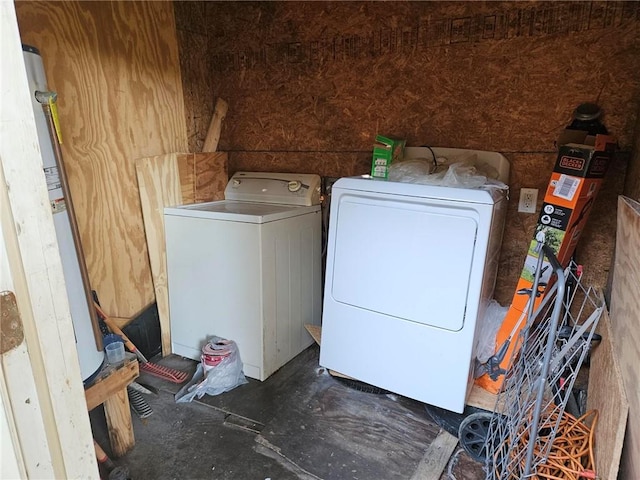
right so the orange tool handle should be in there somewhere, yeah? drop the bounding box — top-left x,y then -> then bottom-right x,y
93,439 -> 115,470
93,302 -> 148,363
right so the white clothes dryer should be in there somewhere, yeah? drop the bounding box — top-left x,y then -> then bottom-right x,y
319,148 -> 509,413
165,172 -> 322,381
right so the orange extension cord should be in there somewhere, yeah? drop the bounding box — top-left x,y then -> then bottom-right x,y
494,409 -> 598,480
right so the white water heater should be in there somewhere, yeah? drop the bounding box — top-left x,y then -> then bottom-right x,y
22,45 -> 104,381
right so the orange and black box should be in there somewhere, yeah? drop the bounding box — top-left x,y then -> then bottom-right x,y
475,129 -> 616,394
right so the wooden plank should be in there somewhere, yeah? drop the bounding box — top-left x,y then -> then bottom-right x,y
0,4 -> 98,476
304,324 -> 322,345
586,308 -> 628,480
610,195 -> 640,479
175,151 -> 228,204
85,359 -> 139,411
0,382 -> 26,479
104,389 -> 135,457
177,154 -> 197,204
16,1 -> 188,319
136,153 -> 228,355
410,430 -> 459,480
202,98 -> 229,152
0,297 -> 54,478
135,154 -> 183,356
195,152 -> 228,202
304,325 -> 355,379
466,384 -> 498,413
110,317 -> 132,330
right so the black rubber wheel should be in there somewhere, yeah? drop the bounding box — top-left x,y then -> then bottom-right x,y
330,374 -> 390,394
458,411 -> 493,463
423,404 -> 488,437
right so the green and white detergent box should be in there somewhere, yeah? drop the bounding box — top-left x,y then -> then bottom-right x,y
371,135 -> 405,179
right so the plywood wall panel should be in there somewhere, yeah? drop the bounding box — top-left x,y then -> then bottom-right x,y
195,152 -> 229,202
16,1 -> 188,318
625,103 -> 640,201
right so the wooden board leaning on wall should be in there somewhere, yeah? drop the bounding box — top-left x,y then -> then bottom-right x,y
609,196 -> 640,479
136,152 -> 228,356
16,1 -> 188,319
586,307 -> 628,480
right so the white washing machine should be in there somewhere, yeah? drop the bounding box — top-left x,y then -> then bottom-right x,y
165,172 -> 322,381
319,148 -> 509,413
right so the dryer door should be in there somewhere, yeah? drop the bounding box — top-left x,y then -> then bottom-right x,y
330,193 -> 478,331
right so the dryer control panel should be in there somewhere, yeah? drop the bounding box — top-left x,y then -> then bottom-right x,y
225,171 -> 322,206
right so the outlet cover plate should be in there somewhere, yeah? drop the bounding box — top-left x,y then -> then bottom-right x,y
518,188 -> 538,213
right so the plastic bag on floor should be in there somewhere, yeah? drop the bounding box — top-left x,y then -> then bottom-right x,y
175,336 -> 248,403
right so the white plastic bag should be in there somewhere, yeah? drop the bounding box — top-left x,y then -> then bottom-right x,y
440,162 -> 488,188
175,336 -> 248,403
475,300 -> 508,364
387,152 -> 508,191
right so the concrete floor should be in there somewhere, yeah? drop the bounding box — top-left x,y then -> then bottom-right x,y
91,346 -> 485,480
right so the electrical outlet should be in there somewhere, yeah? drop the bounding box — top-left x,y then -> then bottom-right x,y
518,188 -> 538,213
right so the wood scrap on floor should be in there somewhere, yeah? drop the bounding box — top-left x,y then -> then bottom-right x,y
304,324 -> 321,345
304,324 -> 352,379
410,430 -> 458,480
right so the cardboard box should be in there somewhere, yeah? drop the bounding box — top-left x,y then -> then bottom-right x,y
371,135 -> 405,179
475,129 -> 616,394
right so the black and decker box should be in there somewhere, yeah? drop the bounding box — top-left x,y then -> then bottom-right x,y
476,130 -> 616,394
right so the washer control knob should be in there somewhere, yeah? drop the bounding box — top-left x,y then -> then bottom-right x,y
288,180 -> 302,192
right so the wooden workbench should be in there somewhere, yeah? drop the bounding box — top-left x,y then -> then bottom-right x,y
85,354 -> 139,457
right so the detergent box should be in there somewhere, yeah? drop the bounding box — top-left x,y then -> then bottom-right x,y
371,135 -> 405,179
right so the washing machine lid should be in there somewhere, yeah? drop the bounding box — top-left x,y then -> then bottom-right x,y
164,200 -> 320,224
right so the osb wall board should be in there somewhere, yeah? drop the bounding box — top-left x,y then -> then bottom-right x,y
175,0 -> 211,153
576,152 -> 628,289
176,1 -> 638,304
610,196 -> 640,479
16,1 -> 188,318
199,1 -> 640,152
624,103 -> 640,201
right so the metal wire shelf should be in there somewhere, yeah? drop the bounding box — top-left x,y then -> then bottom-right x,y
485,244 -> 604,479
